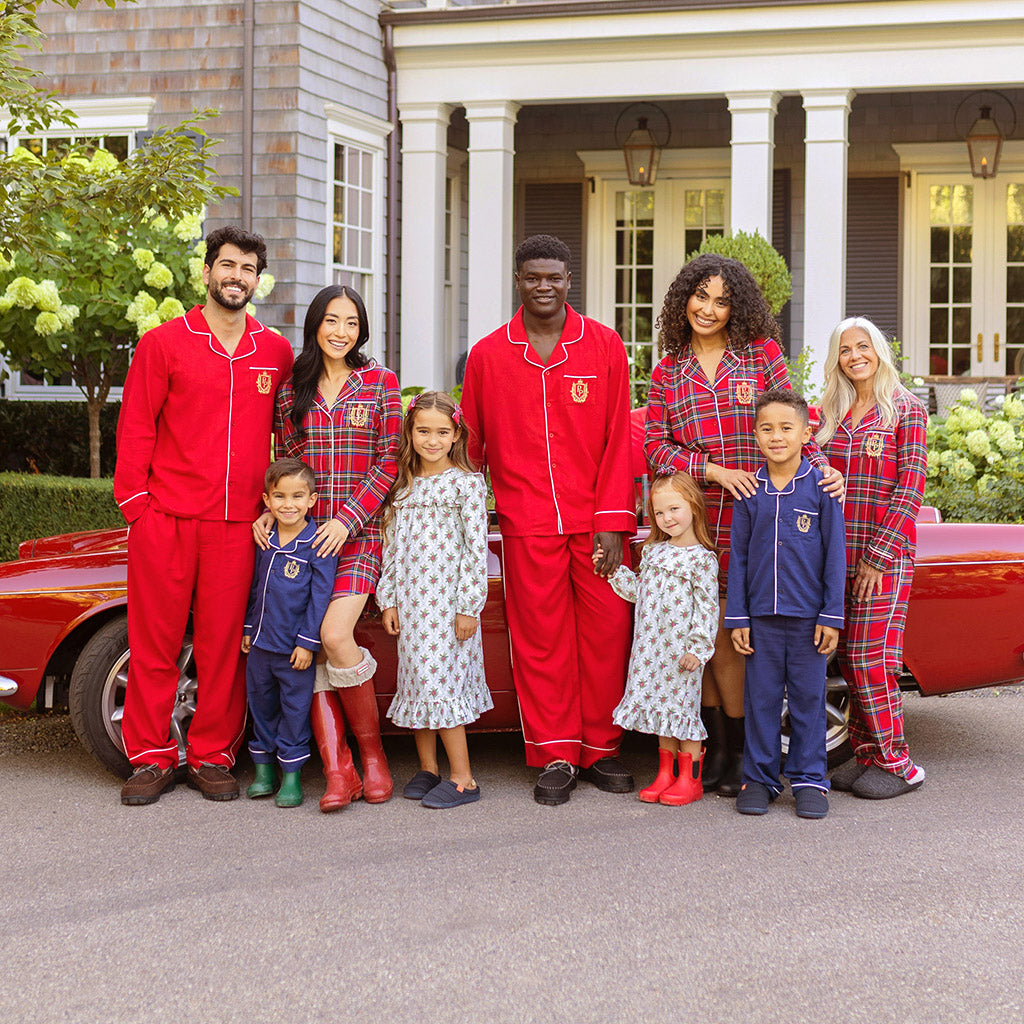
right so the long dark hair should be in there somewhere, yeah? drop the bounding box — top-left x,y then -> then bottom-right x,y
289,285 -> 372,435
656,253 -> 780,359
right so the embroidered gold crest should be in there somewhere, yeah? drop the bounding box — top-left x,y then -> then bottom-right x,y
284,560 -> 300,579
256,371 -> 272,395
348,403 -> 370,428
796,514 -> 811,534
735,380 -> 755,406
865,433 -> 885,457
570,379 -> 589,404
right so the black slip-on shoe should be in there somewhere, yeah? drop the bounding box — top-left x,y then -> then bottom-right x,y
579,756 -> 635,793
533,760 -> 578,805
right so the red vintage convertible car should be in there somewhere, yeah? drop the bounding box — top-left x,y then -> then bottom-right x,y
2,510 -> 1023,777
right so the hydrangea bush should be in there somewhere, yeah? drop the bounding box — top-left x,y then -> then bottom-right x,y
0,147 -> 271,476
925,388 -> 1024,523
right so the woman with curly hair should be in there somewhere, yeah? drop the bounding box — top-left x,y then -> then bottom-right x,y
816,317 -> 927,799
644,253 -> 843,796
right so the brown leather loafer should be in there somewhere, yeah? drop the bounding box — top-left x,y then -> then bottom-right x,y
187,762 -> 240,801
120,764 -> 176,806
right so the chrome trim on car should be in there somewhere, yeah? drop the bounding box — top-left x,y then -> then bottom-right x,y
0,676 -> 18,698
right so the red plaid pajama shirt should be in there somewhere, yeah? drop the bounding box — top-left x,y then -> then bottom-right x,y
822,390 -> 928,776
643,337 -> 828,593
274,361 -> 402,596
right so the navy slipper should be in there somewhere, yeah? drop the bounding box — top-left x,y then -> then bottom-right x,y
402,770 -> 441,800
421,779 -> 481,809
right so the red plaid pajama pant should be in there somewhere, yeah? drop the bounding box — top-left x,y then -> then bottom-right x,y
837,554 -> 915,778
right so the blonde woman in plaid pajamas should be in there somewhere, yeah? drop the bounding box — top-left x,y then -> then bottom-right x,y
817,317 -> 927,799
260,285 -> 402,811
644,254 -> 844,797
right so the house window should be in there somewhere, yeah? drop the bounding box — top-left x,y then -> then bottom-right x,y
331,141 -> 374,296
324,104 -> 391,359
614,190 -> 656,404
928,183 -> 973,376
683,188 -> 727,257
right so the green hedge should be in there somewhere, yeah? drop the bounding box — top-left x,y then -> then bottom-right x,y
0,400 -> 120,476
0,473 -> 122,563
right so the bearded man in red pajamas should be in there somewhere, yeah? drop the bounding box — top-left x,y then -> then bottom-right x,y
461,234 -> 637,805
115,226 -> 293,806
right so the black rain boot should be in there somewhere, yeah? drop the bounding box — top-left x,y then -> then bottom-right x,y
716,713 -> 745,797
700,705 -> 727,792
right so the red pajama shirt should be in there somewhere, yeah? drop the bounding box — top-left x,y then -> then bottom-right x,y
274,362 -> 401,596
644,338 -> 829,593
462,305 -> 637,768
822,391 -> 928,778
114,305 -> 293,770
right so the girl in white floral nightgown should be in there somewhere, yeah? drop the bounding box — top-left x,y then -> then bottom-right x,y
377,391 -> 492,809
599,472 -> 719,807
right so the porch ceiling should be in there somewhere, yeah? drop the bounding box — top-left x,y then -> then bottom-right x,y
387,1 -> 1024,106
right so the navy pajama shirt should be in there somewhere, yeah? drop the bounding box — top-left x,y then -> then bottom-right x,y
725,460 -> 846,794
243,519 -> 337,770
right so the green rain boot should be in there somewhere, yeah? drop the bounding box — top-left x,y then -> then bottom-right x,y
275,771 -> 303,807
247,763 -> 277,799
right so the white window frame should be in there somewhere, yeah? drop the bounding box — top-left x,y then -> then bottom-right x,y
1,97 -> 155,401
324,103 -> 392,363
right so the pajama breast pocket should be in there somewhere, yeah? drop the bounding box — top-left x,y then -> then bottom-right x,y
789,507 -> 820,542
561,373 -> 603,409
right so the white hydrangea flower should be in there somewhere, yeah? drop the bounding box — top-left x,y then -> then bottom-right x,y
0,296 -> 13,314
958,388 -> 979,406
188,257 -> 206,297
156,297 -> 185,322
952,457 -> 976,481
1003,396 -> 1024,422
143,262 -> 173,289
132,248 -> 155,271
56,304 -> 79,329
35,280 -> 61,313
174,213 -> 203,241
34,311 -> 62,336
89,149 -> 119,172
149,215 -> 169,232
125,291 -> 158,323
965,429 -> 991,458
136,312 -> 162,337
253,273 -> 275,301
6,276 -> 41,308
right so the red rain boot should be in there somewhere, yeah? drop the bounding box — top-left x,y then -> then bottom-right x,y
336,677 -> 393,803
310,690 -> 362,812
659,752 -> 704,806
639,748 -> 676,803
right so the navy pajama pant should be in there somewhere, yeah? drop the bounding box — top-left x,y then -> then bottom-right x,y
245,647 -> 316,770
743,615 -> 829,795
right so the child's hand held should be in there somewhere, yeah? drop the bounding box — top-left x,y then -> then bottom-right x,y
730,627 -> 753,655
252,511 -> 274,550
290,646 -> 313,670
815,624 -> 839,655
241,635 -> 251,654
382,607 -> 400,636
679,652 -> 700,672
454,613 -> 477,641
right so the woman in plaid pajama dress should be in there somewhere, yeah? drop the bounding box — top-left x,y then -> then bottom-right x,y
270,285 -> 402,810
817,317 -> 927,799
644,255 -> 843,796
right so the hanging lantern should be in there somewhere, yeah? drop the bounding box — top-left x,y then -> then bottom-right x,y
965,105 -> 1003,179
622,117 -> 662,187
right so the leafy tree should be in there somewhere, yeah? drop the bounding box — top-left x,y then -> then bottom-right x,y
0,151 -> 274,477
0,1 -> 243,476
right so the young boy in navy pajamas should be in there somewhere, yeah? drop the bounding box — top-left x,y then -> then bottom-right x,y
242,458 -> 337,807
725,389 -> 846,819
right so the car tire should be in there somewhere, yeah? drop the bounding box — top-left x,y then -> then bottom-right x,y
68,615 -> 196,779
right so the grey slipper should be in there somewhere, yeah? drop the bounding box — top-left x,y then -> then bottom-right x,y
402,770 -> 441,800
830,758 -> 869,792
851,764 -> 924,800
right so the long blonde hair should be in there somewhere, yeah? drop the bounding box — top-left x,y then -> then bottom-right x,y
816,317 -> 904,446
382,390 -> 476,536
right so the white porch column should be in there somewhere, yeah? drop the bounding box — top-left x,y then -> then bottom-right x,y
802,89 -> 855,386
464,100 -> 520,347
398,101 -> 453,387
727,91 -> 780,238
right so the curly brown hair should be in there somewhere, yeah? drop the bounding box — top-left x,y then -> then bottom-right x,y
655,253 -> 781,359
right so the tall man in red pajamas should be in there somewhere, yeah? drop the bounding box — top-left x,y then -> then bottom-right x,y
115,226 -> 293,805
461,234 -> 637,805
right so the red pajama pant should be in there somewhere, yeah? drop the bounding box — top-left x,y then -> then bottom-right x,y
123,508 -> 255,770
501,533 -> 631,769
837,555 -> 914,778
